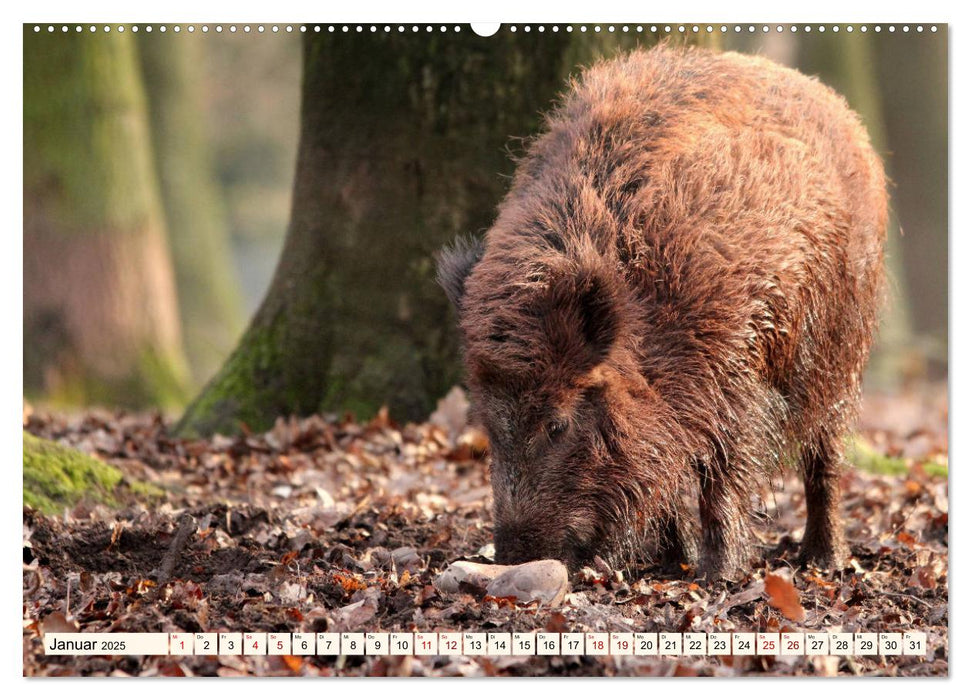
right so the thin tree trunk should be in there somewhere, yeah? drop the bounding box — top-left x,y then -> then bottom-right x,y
24,28 -> 189,408
137,33 -> 244,387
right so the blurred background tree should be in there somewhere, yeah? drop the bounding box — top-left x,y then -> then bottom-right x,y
137,32 -> 244,386
873,31 -> 948,379
200,33 -> 302,317
24,28 -> 189,408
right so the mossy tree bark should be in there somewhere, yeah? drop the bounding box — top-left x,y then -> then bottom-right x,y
177,30 -> 676,436
24,28 -> 190,408
137,33 -> 244,387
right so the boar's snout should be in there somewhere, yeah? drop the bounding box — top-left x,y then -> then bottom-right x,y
493,522 -> 564,566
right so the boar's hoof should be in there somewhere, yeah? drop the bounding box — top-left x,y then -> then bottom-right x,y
697,553 -> 747,582
658,538 -> 699,570
798,540 -> 850,571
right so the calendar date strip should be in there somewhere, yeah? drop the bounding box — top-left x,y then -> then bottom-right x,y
44,631 -> 928,657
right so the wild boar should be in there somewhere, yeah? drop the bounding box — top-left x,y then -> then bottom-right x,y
437,46 -> 887,579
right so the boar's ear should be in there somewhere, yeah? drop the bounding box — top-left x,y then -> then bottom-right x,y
435,235 -> 485,312
545,266 -> 620,369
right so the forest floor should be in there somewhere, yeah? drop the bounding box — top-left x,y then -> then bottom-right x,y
22,384 -> 948,677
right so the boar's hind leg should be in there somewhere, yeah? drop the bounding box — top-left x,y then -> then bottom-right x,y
799,435 -> 850,569
697,463 -> 750,581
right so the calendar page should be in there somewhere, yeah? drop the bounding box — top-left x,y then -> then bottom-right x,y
20,8 -> 949,680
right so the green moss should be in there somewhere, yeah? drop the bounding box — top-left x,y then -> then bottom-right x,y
128,478 -> 166,501
24,432 -> 121,513
23,432 -> 164,514
847,435 -> 948,478
922,461 -> 949,479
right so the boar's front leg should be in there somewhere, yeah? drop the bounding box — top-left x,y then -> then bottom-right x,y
696,460 -> 750,580
799,435 -> 850,569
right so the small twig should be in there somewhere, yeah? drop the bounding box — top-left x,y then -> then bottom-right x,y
154,513 -> 197,585
23,564 -> 43,597
873,589 -> 934,609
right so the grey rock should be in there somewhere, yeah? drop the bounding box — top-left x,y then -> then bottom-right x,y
485,559 -> 569,606
435,559 -> 569,606
391,546 -> 423,574
435,561 -> 507,594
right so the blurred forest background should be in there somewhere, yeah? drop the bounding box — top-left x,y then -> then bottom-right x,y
23,25 -> 948,437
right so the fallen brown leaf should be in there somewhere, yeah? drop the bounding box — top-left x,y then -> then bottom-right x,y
764,573 -> 806,622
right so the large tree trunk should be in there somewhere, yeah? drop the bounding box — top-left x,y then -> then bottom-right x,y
24,29 -> 189,408
178,30 -> 699,437
137,33 -> 244,387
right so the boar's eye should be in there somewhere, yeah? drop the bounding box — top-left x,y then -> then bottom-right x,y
546,419 -> 568,440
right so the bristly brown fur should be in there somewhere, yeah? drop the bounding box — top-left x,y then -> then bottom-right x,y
438,46 -> 888,579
